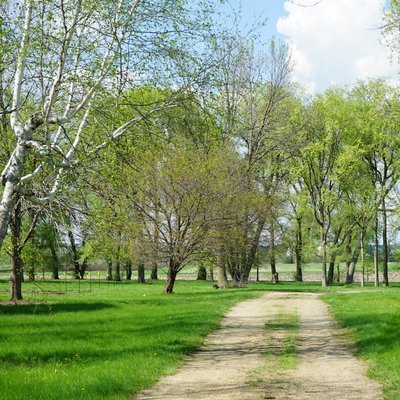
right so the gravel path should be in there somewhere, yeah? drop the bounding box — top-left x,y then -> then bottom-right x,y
135,292 -> 383,400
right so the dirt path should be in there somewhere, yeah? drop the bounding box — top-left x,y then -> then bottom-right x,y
135,292 -> 383,400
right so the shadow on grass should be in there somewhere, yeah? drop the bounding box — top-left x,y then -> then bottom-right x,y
339,313 -> 400,354
0,302 -> 115,315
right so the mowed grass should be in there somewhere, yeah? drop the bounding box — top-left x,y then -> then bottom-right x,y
1,277 -> 399,399
264,312 -> 299,370
323,288 -> 400,400
0,280 -> 267,400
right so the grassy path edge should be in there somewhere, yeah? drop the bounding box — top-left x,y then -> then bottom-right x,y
322,291 -> 400,400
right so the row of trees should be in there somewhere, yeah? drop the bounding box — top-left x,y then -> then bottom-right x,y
1,0 -> 400,299
0,0 -> 228,299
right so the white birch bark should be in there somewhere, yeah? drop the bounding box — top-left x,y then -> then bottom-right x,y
0,0 -> 33,247
0,0 -> 218,251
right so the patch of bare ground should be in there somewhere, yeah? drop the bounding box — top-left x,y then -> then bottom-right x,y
135,292 -> 383,400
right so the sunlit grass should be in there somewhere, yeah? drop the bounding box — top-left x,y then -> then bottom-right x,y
323,290 -> 400,400
1,278 -> 399,399
265,312 -> 299,370
0,280 -> 267,400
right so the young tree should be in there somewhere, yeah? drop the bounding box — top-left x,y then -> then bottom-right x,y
132,145 -> 240,293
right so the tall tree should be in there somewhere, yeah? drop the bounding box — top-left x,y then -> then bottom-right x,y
349,80 -> 400,286
297,90 -> 345,286
0,0 -> 222,253
213,34 -> 293,284
383,0 -> 400,61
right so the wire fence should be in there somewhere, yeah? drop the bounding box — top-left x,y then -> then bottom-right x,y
1,265 -> 399,297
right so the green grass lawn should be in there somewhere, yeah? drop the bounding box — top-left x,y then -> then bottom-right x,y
0,278 -> 399,399
323,289 -> 400,400
0,279 -> 270,400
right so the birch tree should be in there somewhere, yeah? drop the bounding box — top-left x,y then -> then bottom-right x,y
0,0 -> 220,256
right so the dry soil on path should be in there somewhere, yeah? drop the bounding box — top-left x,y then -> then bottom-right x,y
135,292 -> 383,400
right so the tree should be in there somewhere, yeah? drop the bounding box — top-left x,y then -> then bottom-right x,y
383,0 -> 400,61
348,80 -> 400,286
213,180 -> 267,287
285,178 -> 311,282
296,90 -> 346,286
0,1 -> 225,300
0,0 -> 222,254
211,33 -> 293,285
131,144 -> 240,293
337,98 -> 379,285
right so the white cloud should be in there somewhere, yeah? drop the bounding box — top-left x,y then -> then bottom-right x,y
277,0 -> 398,92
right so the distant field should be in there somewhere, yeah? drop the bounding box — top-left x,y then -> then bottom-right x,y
1,261 -> 400,282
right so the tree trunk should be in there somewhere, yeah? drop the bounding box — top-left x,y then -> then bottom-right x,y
209,265 -> 214,281
374,212 -> 379,287
114,260 -> 121,281
269,221 -> 277,276
150,261 -> 158,280
320,225 -> 327,287
10,199 -> 23,301
151,204 -> 159,280
360,228 -> 365,287
336,263 -> 340,283
0,149 -> 25,251
345,232 -> 352,282
114,245 -> 121,281
50,245 -> 60,280
28,267 -> 35,282
243,218 -> 266,284
79,257 -> 88,279
295,217 -> 303,282
164,261 -> 178,293
345,236 -> 360,284
197,263 -> 207,280
327,253 -> 336,285
106,259 -> 113,280
241,271 -> 251,286
68,229 -> 81,279
138,263 -> 145,284
217,254 -> 228,288
125,261 -> 132,280
226,256 -> 237,283
382,198 -> 389,286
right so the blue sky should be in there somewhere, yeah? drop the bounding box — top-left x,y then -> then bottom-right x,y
219,0 -> 398,92
219,0 -> 286,43
223,0 -> 286,38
